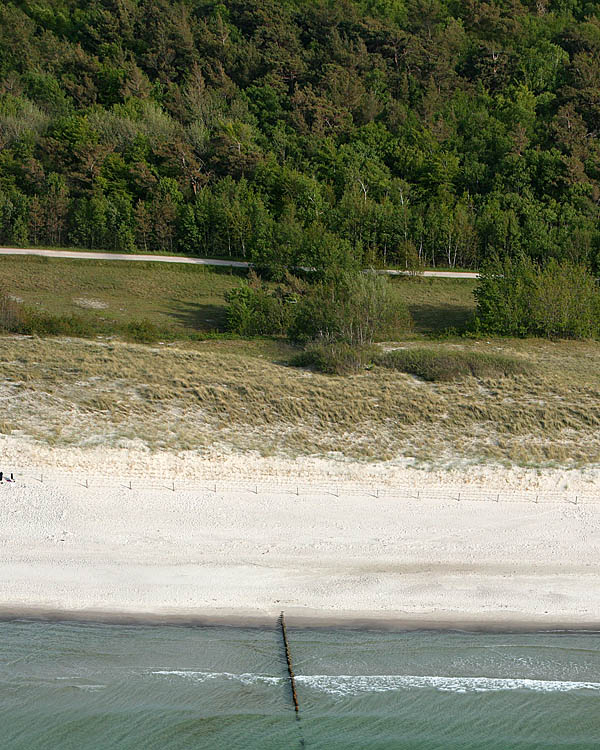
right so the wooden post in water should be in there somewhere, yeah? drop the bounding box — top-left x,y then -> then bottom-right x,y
279,611 -> 300,717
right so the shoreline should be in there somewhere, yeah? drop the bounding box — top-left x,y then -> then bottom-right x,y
1,605 -> 600,634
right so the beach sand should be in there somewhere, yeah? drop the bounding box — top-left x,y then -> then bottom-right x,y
1,436 -> 599,628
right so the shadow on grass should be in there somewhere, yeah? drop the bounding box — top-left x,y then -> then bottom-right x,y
408,303 -> 473,333
167,300 -> 228,331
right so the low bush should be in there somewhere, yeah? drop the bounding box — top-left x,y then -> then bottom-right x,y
225,273 -> 293,336
288,271 -> 412,345
122,319 -> 164,343
25,310 -> 99,337
0,302 -> 98,337
378,347 -> 529,382
290,342 -> 376,375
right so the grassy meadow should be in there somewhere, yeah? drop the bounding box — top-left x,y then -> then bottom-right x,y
0,255 -> 242,336
0,255 -> 476,339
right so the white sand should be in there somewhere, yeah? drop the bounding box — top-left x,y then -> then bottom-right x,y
1,437 -> 600,628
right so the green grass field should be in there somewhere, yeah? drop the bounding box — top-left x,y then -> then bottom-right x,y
389,275 -> 477,333
0,255 -> 243,335
0,255 -> 477,340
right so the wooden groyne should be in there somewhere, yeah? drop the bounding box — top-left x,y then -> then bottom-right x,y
279,611 -> 300,716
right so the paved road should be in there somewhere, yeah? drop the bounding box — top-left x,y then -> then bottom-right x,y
0,247 -> 479,278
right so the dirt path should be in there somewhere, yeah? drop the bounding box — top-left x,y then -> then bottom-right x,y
0,247 -> 479,278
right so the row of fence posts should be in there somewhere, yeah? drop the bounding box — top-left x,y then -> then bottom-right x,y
28,473 -> 587,504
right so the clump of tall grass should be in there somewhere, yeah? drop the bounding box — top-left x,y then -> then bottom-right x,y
378,347 -> 530,382
290,342 -> 376,375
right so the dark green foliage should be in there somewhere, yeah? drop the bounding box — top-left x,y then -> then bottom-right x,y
378,348 -> 530,382
474,256 -> 537,338
474,256 -> 600,338
122,319 -> 162,343
225,284 -> 292,336
226,271 -> 412,342
225,271 -> 295,336
1,0 -> 600,276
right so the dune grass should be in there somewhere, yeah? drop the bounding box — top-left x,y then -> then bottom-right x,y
2,335 -> 600,467
378,347 -> 530,381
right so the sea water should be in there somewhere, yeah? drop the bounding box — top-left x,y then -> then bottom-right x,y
0,621 -> 599,749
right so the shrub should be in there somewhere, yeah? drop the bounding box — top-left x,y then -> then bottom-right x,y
378,347 -> 529,382
291,342 -> 376,375
288,271 -> 412,345
474,256 -> 600,339
530,259 -> 600,339
226,270 -> 412,343
122,319 -> 163,343
225,274 -> 293,336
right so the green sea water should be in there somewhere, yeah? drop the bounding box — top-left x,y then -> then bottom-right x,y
1,621 -> 599,749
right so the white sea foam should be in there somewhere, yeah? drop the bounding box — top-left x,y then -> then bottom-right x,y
152,670 -> 600,696
294,674 -> 600,696
151,670 -> 280,686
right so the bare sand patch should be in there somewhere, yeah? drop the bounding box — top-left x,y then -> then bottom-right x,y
72,297 -> 108,310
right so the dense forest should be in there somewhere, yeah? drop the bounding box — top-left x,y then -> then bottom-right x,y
1,0 -> 600,271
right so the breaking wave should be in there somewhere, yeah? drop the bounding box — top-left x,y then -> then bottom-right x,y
151,670 -> 280,686
152,670 -> 600,695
